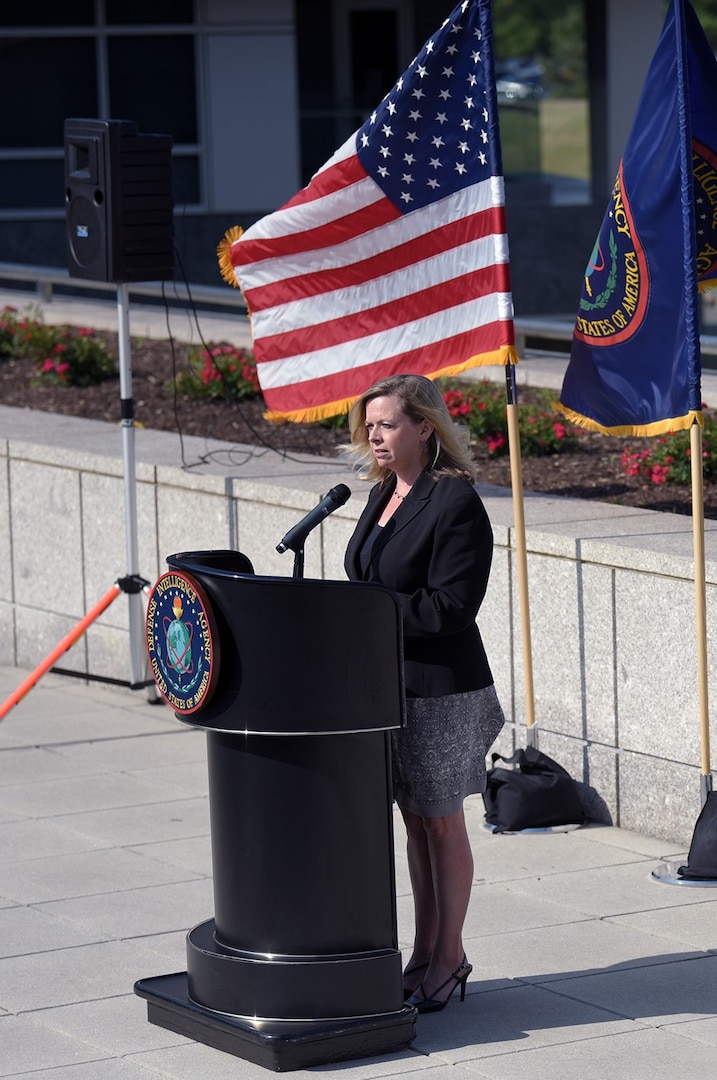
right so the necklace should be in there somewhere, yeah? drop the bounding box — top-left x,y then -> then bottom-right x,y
394,487 -> 411,500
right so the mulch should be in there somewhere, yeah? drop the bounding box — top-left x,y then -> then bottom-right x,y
2,328 -> 716,519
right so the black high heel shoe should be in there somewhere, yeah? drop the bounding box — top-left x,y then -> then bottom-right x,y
406,956 -> 472,1013
402,960 -> 429,1001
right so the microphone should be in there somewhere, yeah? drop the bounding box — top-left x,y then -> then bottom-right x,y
276,484 -> 352,554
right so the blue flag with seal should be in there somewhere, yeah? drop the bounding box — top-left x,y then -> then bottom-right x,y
557,0 -> 717,436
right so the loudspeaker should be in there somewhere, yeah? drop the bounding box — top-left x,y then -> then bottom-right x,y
64,118 -> 175,283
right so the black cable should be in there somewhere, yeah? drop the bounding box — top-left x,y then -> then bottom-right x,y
168,244 -> 347,470
172,245 -> 281,451
162,278 -> 189,468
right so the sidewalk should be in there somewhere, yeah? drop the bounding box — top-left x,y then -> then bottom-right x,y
1,664 -> 716,1079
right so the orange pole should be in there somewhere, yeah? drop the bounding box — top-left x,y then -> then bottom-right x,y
0,583 -> 122,721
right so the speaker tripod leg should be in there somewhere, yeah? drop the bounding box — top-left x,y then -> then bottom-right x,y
0,584 -> 123,721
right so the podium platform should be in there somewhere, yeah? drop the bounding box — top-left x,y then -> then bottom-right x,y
135,550 -> 416,1070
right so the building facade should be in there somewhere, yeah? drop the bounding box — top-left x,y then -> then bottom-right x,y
0,0 -> 666,314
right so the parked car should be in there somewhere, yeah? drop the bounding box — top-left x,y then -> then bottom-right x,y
495,58 -> 544,102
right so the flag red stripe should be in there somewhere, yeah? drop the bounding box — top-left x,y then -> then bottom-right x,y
279,145 -> 365,207
232,196 -> 400,265
261,322 -> 511,416
244,206 -> 507,312
255,263 -> 511,363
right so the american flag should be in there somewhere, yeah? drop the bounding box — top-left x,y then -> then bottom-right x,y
219,0 -> 517,422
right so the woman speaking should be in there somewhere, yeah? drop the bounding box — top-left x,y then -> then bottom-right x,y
344,373 -> 505,1014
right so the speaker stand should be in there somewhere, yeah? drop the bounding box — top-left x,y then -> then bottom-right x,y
117,283 -> 150,688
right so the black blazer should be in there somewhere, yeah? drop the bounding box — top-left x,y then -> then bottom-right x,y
344,470 -> 494,698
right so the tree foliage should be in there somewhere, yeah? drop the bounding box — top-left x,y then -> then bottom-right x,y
492,0 -> 585,97
693,0 -> 717,47
492,1 -> 717,99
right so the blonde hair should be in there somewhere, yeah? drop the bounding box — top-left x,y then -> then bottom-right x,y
341,373 -> 477,483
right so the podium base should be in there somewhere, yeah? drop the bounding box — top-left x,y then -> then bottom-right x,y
135,972 -> 416,1072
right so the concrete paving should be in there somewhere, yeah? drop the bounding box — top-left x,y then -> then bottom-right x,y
1,663 -> 716,1079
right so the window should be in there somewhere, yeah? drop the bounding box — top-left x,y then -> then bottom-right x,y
297,0 -> 411,184
492,0 -> 590,205
0,1 -> 200,216
1,37 -> 97,149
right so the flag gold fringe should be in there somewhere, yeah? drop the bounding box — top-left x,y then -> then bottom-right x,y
217,225 -> 244,287
554,402 -> 704,437
426,344 -> 520,381
263,396 -> 359,425
261,347 -> 522,424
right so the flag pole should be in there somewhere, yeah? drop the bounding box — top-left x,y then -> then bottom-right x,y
691,420 -> 713,803
653,419 -> 715,884
505,364 -> 537,746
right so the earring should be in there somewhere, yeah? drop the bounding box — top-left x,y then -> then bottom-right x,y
431,434 -> 441,469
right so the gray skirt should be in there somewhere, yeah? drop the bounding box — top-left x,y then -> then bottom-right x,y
391,685 -> 505,818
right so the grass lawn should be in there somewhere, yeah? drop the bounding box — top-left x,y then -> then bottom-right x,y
499,97 -> 589,180
539,97 -> 590,179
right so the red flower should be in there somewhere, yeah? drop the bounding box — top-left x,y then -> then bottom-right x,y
649,465 -> 669,485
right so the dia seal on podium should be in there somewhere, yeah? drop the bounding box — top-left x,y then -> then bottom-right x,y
146,570 -> 219,713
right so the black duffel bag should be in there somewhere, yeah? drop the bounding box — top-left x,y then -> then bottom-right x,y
483,745 -> 584,832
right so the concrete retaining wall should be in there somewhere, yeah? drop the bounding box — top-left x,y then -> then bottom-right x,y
2,404 -> 715,846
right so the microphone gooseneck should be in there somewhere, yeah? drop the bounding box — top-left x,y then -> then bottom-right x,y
276,484 -> 352,554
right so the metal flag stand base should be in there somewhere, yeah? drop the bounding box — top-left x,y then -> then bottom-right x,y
651,863 -> 717,887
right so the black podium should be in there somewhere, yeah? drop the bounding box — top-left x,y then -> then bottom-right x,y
135,551 -> 415,1070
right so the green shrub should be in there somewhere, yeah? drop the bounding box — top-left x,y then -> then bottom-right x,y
438,378 -> 580,457
1,305 -> 115,386
0,306 -> 24,358
174,344 -> 260,401
621,417 -> 717,485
